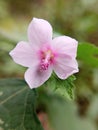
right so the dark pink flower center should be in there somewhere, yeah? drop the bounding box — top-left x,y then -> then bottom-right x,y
40,50 -> 54,71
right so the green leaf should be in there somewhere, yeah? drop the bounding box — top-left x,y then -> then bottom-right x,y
53,75 -> 76,99
0,78 -> 44,130
48,99 -> 96,130
42,74 -> 76,99
78,42 -> 98,68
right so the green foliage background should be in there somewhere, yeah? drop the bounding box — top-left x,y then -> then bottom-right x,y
0,0 -> 98,130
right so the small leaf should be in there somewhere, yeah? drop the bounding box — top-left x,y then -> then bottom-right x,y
42,74 -> 76,99
0,78 -> 44,130
54,75 -> 76,99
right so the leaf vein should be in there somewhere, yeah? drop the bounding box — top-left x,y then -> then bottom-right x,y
0,87 -> 27,105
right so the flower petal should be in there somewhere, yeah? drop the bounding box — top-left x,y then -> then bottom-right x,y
25,66 -> 52,88
28,18 -> 52,48
9,41 -> 39,67
51,36 -> 78,58
53,54 -> 79,79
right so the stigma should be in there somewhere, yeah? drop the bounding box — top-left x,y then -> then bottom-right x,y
40,49 -> 54,71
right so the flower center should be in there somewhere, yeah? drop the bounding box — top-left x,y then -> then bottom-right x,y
40,50 -> 54,71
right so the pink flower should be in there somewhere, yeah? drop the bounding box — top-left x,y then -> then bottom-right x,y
9,18 -> 79,89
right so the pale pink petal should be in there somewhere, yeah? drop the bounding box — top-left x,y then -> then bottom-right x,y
51,36 -> 78,58
28,18 -> 52,48
9,41 -> 39,67
53,54 -> 79,79
24,66 -> 52,88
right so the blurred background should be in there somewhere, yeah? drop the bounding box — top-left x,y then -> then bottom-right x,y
0,0 -> 98,130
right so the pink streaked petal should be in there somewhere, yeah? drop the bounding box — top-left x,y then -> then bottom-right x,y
9,41 -> 39,67
24,66 -> 52,88
51,36 -> 78,58
53,54 -> 79,79
28,18 -> 52,48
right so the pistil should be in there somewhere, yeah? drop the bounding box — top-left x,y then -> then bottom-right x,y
40,50 -> 53,71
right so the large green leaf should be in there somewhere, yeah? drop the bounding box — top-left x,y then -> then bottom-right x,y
37,90 -> 96,130
78,42 -> 98,68
48,98 -> 96,130
0,79 -> 44,130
